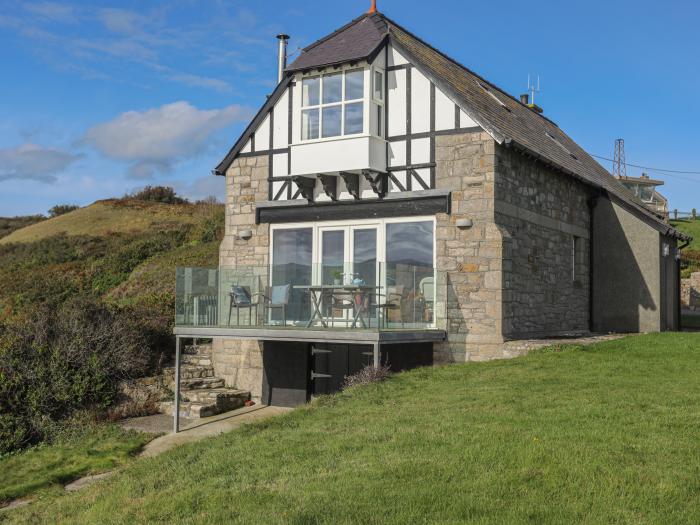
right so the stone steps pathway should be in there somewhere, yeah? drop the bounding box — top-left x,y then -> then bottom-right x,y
159,343 -> 251,419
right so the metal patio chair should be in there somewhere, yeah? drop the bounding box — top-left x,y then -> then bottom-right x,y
373,285 -> 405,328
259,284 -> 291,326
228,285 -> 259,326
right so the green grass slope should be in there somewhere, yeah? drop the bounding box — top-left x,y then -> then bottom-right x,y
671,219 -> 700,250
8,333 -> 700,524
0,200 -> 206,246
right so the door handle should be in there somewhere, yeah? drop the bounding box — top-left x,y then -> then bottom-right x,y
311,371 -> 332,380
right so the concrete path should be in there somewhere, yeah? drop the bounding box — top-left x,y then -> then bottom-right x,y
131,405 -> 292,458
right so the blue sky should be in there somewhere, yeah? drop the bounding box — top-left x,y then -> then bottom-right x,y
1,0 -> 699,216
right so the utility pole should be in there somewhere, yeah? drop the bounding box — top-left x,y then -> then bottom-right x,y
613,138 -> 627,178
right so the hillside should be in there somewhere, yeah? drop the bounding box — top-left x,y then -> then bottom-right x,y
6,333 -> 700,524
0,200 -> 207,245
0,215 -> 46,240
0,195 -> 224,454
671,218 -> 700,251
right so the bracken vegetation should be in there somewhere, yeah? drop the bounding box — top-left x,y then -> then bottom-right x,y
0,189 -> 223,454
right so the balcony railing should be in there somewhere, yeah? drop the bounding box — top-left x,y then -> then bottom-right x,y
175,263 -> 446,332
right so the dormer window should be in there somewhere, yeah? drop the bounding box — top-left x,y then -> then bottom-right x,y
301,69 -> 365,141
372,68 -> 384,137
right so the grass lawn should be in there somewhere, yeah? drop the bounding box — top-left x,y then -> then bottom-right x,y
671,219 -> 699,250
0,424 -> 153,504
6,333 -> 700,524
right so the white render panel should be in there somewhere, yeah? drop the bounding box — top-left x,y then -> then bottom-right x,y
460,109 -> 477,128
271,180 -> 287,200
387,69 -> 406,136
435,89 -> 456,131
387,45 -> 409,66
272,90 -> 289,149
414,167 -> 431,188
411,137 -> 431,164
241,139 -> 252,154
410,68 -> 430,134
388,141 -> 406,167
389,170 -> 407,192
272,153 -> 288,178
254,114 -> 270,151
290,136 -> 386,176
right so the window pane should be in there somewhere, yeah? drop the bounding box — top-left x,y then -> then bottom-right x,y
345,69 -> 364,100
322,230 -> 345,285
302,77 -> 320,106
323,73 -> 342,104
272,228 -> 312,322
344,102 -> 363,135
322,106 -> 342,138
386,222 -> 434,268
373,102 -> 383,137
302,108 -> 319,140
373,70 -> 383,100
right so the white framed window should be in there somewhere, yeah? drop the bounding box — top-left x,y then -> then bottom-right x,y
301,69 -> 365,141
371,68 -> 385,138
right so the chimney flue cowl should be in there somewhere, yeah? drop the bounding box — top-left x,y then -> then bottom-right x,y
276,34 -> 289,83
520,93 -> 529,105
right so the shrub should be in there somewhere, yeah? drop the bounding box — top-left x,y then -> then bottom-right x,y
0,298 -> 157,454
125,186 -> 188,205
48,204 -> 80,218
342,364 -> 392,390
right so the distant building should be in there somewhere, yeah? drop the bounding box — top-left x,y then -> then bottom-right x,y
617,173 -> 669,218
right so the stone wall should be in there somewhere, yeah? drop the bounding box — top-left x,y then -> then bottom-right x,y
494,145 -> 592,339
682,272 -> 700,311
212,154 -> 270,400
433,131 -> 505,363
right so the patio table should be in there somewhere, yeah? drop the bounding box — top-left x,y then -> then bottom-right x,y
294,285 -> 377,329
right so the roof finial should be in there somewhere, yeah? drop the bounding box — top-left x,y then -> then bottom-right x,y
368,0 -> 377,14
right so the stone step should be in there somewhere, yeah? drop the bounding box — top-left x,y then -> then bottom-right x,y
163,365 -> 215,382
179,377 -> 225,391
181,354 -> 212,366
159,389 -> 250,419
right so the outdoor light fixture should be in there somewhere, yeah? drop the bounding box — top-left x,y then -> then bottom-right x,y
662,243 -> 670,257
456,218 -> 474,229
238,229 -> 253,241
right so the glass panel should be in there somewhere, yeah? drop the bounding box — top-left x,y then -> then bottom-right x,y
386,221 -> 434,326
322,106 -> 342,138
353,229 -> 377,288
373,70 -> 383,101
323,73 -> 342,104
301,108 -> 319,140
321,230 -> 345,285
345,69 -> 364,100
272,228 -> 313,324
373,102 -> 383,137
302,77 -> 320,106
344,102 -> 364,135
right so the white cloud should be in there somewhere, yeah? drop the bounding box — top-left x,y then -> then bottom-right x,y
23,2 -> 78,24
84,101 -> 252,179
0,143 -> 80,183
97,8 -> 146,35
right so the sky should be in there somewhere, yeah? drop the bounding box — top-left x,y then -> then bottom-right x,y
1,0 -> 699,216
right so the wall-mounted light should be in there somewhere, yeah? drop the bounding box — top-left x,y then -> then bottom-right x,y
456,218 -> 474,229
662,243 -> 670,257
238,229 -> 253,241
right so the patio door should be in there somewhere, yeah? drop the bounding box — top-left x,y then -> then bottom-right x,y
318,225 -> 378,324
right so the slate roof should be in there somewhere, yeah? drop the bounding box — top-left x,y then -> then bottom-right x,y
215,11 -> 689,241
286,13 -> 389,72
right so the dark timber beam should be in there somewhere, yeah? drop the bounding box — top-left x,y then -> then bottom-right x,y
318,174 -> 338,201
363,170 -> 388,199
291,176 -> 316,202
339,172 -> 361,200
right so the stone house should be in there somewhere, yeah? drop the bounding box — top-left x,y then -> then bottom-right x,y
172,5 -> 691,414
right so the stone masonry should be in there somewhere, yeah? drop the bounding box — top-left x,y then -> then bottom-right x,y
682,272 -> 700,311
494,144 -> 592,339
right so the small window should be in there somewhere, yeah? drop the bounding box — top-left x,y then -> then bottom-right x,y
302,77 -> 320,106
572,236 -> 584,284
373,69 -> 384,101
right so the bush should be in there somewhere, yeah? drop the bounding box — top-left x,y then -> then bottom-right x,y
125,186 -> 188,205
342,364 -> 392,390
48,204 -> 80,218
0,298 -> 158,454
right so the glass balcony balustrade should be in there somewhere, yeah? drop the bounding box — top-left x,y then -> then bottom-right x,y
175,263 -> 446,332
